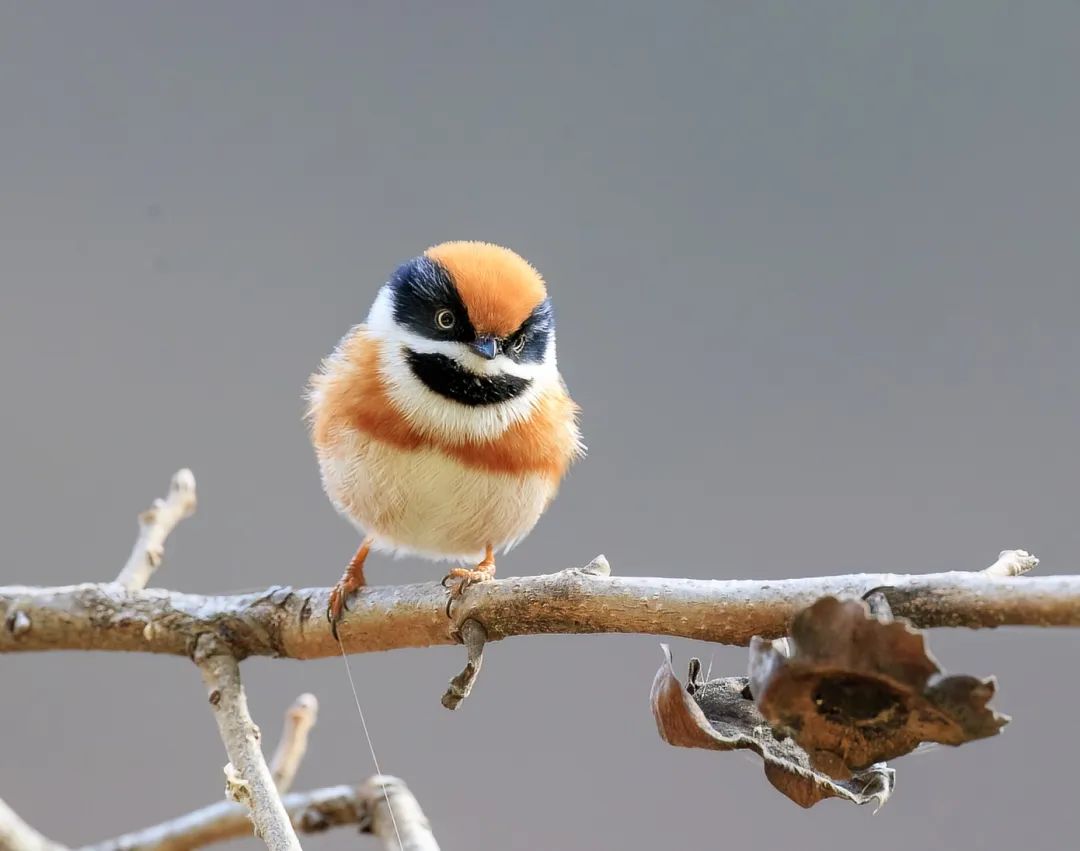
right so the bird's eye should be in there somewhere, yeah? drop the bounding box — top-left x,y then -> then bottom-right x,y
435,309 -> 456,330
511,335 -> 527,355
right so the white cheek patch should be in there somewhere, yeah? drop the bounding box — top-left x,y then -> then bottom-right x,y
366,286 -> 399,335
366,285 -> 561,442
379,343 -> 555,442
401,336 -> 554,382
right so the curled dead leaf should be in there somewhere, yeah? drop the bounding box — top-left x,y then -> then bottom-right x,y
651,645 -> 894,809
749,596 -> 1008,780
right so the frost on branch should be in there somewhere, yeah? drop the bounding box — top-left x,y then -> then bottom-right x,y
749,595 -> 1009,780
651,645 -> 894,809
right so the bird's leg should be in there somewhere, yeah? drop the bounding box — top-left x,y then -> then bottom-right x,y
442,544 -> 496,616
327,537 -> 372,639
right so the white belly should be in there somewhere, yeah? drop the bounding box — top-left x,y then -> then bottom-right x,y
318,427 -> 556,561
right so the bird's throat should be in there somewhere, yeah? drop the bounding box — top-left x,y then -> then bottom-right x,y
405,350 -> 532,406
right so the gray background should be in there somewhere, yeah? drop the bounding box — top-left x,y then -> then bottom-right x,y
2,3 -> 1077,849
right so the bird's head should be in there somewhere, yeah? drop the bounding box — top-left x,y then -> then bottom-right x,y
366,241 -> 560,440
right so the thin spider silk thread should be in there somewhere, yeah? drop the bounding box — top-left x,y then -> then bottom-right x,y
338,638 -> 404,851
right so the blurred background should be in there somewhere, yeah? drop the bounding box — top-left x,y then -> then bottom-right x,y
2,3 -> 1078,849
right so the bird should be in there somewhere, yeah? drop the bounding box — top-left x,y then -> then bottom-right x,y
306,241 -> 584,635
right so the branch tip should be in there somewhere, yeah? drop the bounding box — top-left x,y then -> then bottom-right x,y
170,468 -> 198,509
114,468 -> 198,591
270,693 -> 319,792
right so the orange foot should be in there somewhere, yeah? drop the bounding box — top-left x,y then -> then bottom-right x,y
441,544 -> 496,617
327,537 -> 372,640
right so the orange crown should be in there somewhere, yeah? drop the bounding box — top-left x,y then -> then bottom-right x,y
425,241 -> 548,338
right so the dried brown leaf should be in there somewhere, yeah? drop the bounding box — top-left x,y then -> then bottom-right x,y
651,645 -> 894,809
749,596 -> 1009,779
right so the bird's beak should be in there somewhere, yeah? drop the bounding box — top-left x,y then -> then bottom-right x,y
469,336 -> 499,360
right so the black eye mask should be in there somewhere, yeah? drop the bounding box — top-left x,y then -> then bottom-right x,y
500,298 -> 553,365
389,256 -> 474,343
388,256 -> 555,365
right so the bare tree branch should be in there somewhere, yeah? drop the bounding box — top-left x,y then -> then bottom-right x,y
0,799 -> 67,851
77,779 -> 438,851
76,695 -> 438,851
114,470 -> 197,592
357,776 -> 438,851
79,785 -> 369,851
268,694 -> 318,792
2,551 -> 1077,661
2,690 -> 440,851
81,693 -> 319,851
2,471 -> 447,851
0,466 -> 1070,849
195,639 -> 301,851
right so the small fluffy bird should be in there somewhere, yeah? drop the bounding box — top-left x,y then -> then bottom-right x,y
307,241 -> 584,633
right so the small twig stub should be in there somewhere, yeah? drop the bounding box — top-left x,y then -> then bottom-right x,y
442,619 -> 487,710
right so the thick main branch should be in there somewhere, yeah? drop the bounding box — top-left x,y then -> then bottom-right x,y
3,560 -> 1079,659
